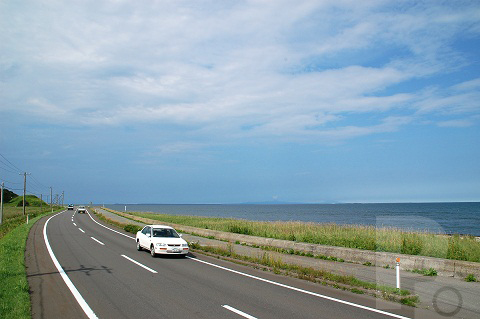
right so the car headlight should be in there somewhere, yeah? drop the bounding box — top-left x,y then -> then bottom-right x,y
182,243 -> 189,247
156,243 -> 167,247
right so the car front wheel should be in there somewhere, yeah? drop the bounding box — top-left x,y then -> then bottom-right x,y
150,245 -> 156,257
136,241 -> 142,251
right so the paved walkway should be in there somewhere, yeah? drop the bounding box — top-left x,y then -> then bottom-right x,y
93,207 -> 479,319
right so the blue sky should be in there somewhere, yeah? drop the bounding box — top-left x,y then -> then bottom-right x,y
1,0 -> 479,204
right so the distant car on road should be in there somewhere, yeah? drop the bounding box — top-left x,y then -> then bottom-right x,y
67,204 -> 74,210
136,225 -> 189,257
76,206 -> 87,214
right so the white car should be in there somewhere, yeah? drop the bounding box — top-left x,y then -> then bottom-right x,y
76,206 -> 87,214
136,225 -> 189,257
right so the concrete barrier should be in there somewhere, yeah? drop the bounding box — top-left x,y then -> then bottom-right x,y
108,209 -> 480,279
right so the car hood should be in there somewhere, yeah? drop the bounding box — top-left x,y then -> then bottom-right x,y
151,237 -> 187,245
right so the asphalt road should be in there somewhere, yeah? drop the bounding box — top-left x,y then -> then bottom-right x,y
27,210 -> 439,319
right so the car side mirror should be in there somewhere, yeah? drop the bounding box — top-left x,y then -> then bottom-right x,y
146,233 -> 151,238
179,234 -> 183,237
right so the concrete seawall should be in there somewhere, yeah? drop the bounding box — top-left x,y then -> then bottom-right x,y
108,209 -> 480,279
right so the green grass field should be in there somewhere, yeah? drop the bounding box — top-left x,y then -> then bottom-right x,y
123,210 -> 480,263
0,214 -> 43,318
0,195 -> 62,319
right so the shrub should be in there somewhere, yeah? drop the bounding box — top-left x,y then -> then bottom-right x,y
447,235 -> 468,261
124,224 -> 142,234
412,268 -> 437,276
16,200 -> 29,207
424,268 -> 437,276
401,233 -> 423,255
465,274 -> 477,282
400,296 -> 419,307
227,224 -> 252,235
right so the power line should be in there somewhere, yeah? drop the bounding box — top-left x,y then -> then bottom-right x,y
26,191 -> 43,197
0,153 -> 58,208
0,165 -> 20,174
0,153 -> 22,173
0,178 -> 22,185
30,174 -> 50,191
27,179 -> 45,192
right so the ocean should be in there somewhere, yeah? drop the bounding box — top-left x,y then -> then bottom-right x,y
104,202 -> 480,236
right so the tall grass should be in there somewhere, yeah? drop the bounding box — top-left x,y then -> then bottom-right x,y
0,210 -> 58,319
126,211 -> 480,263
0,205 -> 62,319
1,206 -> 59,239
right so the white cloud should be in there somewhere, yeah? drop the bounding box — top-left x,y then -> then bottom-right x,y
1,0 -> 479,146
437,119 -> 474,128
453,78 -> 480,91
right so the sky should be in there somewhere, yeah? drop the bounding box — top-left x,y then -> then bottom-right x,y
1,0 -> 480,204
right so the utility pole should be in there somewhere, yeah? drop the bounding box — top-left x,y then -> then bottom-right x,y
1,182 -> 4,225
62,191 -> 64,206
20,172 -> 31,216
40,194 -> 43,212
50,187 -> 53,213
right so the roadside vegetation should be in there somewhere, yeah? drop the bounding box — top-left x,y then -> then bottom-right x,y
410,268 -> 438,276
0,194 -> 62,319
94,211 -> 142,234
1,195 -> 56,240
109,210 -> 480,263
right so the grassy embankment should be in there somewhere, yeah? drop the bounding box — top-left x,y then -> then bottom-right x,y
115,210 -> 480,263
0,195 -> 61,319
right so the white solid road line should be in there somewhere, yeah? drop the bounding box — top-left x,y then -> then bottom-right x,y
44,211 -> 99,319
87,211 -> 135,240
223,305 -> 258,319
87,209 -> 412,319
188,257 -> 411,319
78,228 -> 85,233
91,237 -> 105,245
121,255 -> 158,273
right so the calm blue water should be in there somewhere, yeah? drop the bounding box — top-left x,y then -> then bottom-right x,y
104,202 -> 480,236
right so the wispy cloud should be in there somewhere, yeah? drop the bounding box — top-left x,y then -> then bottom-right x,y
437,119 -> 474,128
1,0 -> 479,147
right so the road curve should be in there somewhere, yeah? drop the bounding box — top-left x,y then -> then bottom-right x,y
27,210 -> 438,319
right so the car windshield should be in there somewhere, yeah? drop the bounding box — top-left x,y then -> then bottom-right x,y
152,228 -> 180,238
78,206 -> 85,208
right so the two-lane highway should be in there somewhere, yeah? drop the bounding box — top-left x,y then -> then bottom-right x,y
28,210 -> 437,319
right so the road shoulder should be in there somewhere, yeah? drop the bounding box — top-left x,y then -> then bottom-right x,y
25,213 -> 87,319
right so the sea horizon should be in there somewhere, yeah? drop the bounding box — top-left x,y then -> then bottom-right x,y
105,200 -> 480,205
102,202 -> 480,236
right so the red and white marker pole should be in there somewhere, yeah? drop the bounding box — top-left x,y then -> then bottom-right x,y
396,257 -> 401,289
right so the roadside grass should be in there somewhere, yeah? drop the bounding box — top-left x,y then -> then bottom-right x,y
106,209 -> 480,263
94,211 -> 142,234
0,206 -> 60,319
1,205 -> 57,240
411,268 -> 438,276
257,244 -> 345,262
